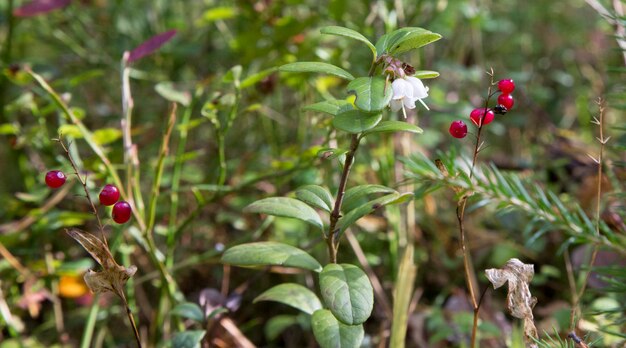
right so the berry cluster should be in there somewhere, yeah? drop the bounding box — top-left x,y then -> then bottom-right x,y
44,170 -> 131,224
449,79 -> 516,139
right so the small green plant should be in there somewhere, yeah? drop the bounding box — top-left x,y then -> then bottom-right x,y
221,25 -> 441,347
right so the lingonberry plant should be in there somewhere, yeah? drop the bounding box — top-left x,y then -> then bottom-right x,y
221,26 -> 441,347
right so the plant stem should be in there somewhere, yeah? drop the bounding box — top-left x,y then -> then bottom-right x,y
458,70 -> 496,348
569,98 -> 606,332
327,134 -> 361,263
80,296 -> 100,348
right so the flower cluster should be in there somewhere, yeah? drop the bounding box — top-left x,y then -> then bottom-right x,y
449,78 -> 516,139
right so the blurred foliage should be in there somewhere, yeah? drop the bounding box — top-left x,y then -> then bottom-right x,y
0,0 -> 624,347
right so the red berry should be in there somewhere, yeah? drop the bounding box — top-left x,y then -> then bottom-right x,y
497,93 -> 514,110
45,170 -> 66,188
112,201 -> 132,224
449,120 -> 468,138
469,108 -> 495,126
99,184 -> 120,206
498,79 -> 515,94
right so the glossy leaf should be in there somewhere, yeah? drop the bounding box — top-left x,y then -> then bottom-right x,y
171,302 -> 205,322
295,185 -> 334,212
221,242 -> 322,272
172,330 -> 206,348
312,309 -> 364,348
279,62 -> 354,81
413,70 -> 440,79
346,77 -> 392,113
320,26 -> 376,57
303,100 -> 354,116
337,192 -> 413,233
254,283 -> 322,315
244,197 -> 323,230
390,29 -> 442,55
361,121 -> 423,137
332,110 -> 382,134
342,185 -> 397,213
319,264 -> 373,325
375,27 -> 441,57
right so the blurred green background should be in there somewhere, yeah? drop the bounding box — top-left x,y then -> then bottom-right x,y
1,0 -> 624,347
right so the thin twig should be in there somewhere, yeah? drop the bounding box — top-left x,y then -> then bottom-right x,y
569,98 -> 607,333
56,137 -> 108,246
458,68 -> 498,348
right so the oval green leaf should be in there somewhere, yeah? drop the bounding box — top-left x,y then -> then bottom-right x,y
346,77 -> 392,113
221,242 -> 322,272
337,192 -> 414,234
312,309 -> 364,348
390,29 -> 442,55
332,110 -> 382,134
413,70 -> 440,79
319,264 -> 373,325
296,185 -> 334,212
361,121 -> 423,137
171,302 -> 205,322
279,62 -> 354,81
320,26 -> 376,57
254,283 -> 322,315
172,330 -> 206,348
244,197 -> 323,230
342,185 -> 397,213
303,100 -> 354,116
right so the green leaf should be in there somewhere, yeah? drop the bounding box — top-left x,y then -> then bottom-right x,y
92,128 -> 122,145
303,100 -> 354,116
295,185 -> 334,212
221,242 -> 322,272
201,6 -> 237,23
58,124 -> 83,138
332,110 -> 382,134
361,121 -> 423,137
172,330 -> 206,348
240,67 -> 278,89
280,62 -> 354,81
312,309 -> 364,348
342,185 -> 397,213
265,315 -> 299,341
375,27 -> 442,57
319,264 -> 373,325
155,82 -> 191,106
413,70 -> 440,79
337,192 -> 413,233
244,197 -> 323,230
320,26 -> 376,57
171,302 -> 205,322
254,283 -> 322,315
0,123 -> 19,135
390,29 -> 442,55
346,77 -> 392,113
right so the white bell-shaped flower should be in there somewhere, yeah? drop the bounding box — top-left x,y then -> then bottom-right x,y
389,76 -> 429,117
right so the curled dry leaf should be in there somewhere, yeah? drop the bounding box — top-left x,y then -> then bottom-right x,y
66,229 -> 136,300
485,258 -> 538,348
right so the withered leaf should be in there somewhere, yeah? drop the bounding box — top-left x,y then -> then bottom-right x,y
485,258 -> 538,348
66,229 -> 136,300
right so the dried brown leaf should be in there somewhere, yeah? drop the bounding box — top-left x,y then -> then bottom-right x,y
66,229 -> 136,300
485,258 -> 538,348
